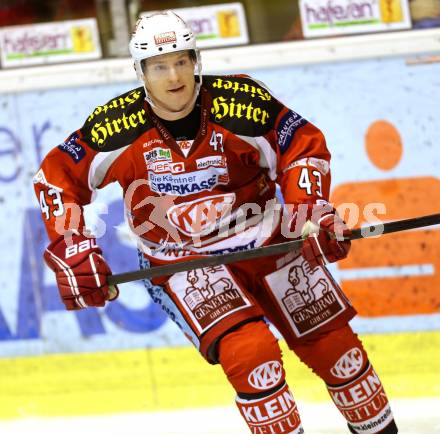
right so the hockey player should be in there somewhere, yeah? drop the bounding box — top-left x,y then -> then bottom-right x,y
34,10 -> 398,434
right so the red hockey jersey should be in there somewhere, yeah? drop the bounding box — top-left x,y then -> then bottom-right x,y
34,74 -> 331,263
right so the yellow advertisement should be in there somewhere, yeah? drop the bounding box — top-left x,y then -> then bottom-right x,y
379,0 -> 404,22
217,9 -> 241,38
71,25 -> 95,53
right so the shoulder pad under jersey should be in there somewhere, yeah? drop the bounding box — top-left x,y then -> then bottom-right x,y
204,75 -> 283,136
80,86 -> 154,152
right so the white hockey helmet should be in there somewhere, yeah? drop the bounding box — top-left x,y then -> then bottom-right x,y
129,10 -> 202,84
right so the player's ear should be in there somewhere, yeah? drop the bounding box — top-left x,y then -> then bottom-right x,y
133,61 -> 145,82
190,50 -> 197,64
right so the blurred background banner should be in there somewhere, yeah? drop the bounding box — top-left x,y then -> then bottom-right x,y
299,0 -> 412,38
0,18 -> 101,68
141,3 -> 249,48
0,46 -> 439,357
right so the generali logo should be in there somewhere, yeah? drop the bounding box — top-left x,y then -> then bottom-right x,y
330,347 -> 364,379
248,361 -> 283,390
154,31 -> 177,45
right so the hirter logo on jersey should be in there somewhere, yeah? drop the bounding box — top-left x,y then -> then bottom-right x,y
167,193 -> 235,236
154,31 -> 177,45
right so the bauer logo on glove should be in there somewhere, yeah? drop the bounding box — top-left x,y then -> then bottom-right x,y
44,231 -> 119,310
65,238 -> 99,259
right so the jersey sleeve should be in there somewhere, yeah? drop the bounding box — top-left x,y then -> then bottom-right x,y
265,102 -> 331,206
33,86 -> 157,242
34,129 -> 111,241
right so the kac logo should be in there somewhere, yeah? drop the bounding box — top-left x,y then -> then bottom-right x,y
330,347 -> 364,379
167,193 -> 235,236
248,361 -> 283,390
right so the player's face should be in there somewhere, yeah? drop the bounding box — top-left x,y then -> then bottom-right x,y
142,51 -> 196,116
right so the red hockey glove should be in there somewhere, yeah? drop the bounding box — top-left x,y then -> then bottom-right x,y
291,201 -> 351,268
44,232 -> 119,310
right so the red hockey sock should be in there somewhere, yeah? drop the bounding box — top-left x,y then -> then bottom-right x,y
328,362 -> 396,433
218,321 -> 304,433
293,325 -> 397,433
218,321 -> 285,394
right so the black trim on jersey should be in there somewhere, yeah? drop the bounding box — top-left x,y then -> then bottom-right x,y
237,381 -> 286,401
203,75 -> 284,137
157,94 -> 201,141
148,87 -> 211,159
80,86 -> 155,152
325,361 -> 371,388
78,75 -> 284,152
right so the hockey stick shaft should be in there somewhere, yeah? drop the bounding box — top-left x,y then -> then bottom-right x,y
108,212 -> 440,285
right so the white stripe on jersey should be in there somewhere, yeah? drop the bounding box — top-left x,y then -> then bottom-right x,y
283,157 -> 330,175
88,145 -> 130,190
255,136 -> 278,181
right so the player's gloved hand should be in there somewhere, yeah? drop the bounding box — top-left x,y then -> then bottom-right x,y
291,200 -> 351,268
43,231 -> 119,310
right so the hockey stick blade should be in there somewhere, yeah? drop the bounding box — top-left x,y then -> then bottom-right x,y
108,212 -> 440,285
